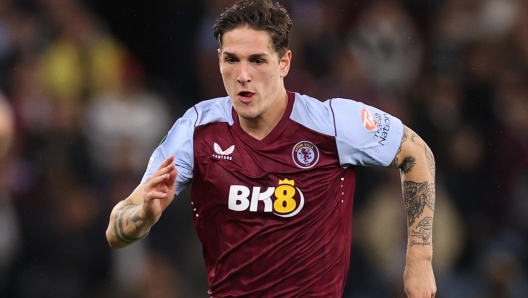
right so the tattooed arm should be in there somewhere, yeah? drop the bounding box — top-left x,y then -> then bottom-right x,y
106,156 -> 178,248
388,125 -> 437,297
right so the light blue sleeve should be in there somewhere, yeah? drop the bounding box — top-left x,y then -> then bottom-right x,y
141,107 -> 196,195
331,98 -> 404,167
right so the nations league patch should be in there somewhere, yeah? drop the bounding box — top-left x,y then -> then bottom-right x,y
292,141 -> 320,169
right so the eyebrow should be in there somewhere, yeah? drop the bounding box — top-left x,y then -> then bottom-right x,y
223,52 -> 270,59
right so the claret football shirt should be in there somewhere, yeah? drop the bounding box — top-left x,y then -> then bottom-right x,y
142,91 -> 403,297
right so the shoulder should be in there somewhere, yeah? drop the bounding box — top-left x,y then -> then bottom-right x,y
292,93 -> 365,118
182,96 -> 233,127
290,93 -> 363,136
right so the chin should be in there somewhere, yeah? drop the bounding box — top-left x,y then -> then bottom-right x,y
233,103 -> 259,119
237,110 -> 259,120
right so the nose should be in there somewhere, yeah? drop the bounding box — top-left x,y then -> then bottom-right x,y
237,62 -> 251,85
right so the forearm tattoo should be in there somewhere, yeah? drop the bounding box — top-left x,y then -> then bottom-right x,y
411,216 -> 433,246
113,203 -> 147,244
403,181 -> 435,227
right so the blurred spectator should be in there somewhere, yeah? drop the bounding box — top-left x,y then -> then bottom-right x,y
37,0 -> 127,102
514,1 -> 528,65
0,92 -> 20,297
7,57 -> 112,296
312,38 -> 377,105
294,1 -> 344,79
347,0 -> 424,95
0,91 -> 13,157
83,54 -> 171,177
491,59 -> 528,223
0,1 -> 16,91
490,55 -> 528,282
479,0 -> 520,40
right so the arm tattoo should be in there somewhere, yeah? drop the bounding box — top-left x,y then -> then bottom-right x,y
411,133 -> 419,142
389,127 -> 408,168
400,156 -> 416,173
113,203 -> 147,244
424,144 -> 436,180
411,216 -> 432,246
126,210 -> 144,229
403,181 -> 435,227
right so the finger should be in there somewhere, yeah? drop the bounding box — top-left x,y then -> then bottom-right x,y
148,173 -> 170,186
156,155 -> 175,170
167,167 -> 178,184
145,174 -> 169,193
145,190 -> 168,201
153,162 -> 175,178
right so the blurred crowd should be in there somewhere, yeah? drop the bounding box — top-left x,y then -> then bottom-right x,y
0,0 -> 527,297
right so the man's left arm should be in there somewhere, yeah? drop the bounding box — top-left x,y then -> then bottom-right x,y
388,125 -> 437,298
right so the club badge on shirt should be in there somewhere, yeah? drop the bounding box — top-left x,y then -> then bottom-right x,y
292,141 -> 320,169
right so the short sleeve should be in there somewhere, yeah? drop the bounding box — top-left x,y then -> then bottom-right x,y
331,98 -> 404,167
141,107 -> 196,195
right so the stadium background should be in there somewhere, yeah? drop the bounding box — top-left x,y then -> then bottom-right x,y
0,0 -> 527,297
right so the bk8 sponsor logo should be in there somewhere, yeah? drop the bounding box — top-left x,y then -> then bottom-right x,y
228,178 -> 305,218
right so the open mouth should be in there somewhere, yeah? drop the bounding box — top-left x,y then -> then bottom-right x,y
238,91 -> 254,98
238,91 -> 255,103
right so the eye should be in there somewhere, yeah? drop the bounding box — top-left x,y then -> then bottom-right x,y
252,58 -> 265,65
225,57 -> 238,63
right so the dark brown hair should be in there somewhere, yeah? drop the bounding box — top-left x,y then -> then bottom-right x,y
213,0 -> 292,58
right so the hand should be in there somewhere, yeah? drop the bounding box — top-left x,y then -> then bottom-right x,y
403,259 -> 437,298
141,155 -> 178,223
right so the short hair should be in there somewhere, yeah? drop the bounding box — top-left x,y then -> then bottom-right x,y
213,0 -> 292,58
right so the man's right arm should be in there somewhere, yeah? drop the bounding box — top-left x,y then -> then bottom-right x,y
106,184 -> 151,248
106,156 -> 177,248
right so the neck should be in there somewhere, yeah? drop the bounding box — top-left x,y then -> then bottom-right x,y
239,90 -> 288,140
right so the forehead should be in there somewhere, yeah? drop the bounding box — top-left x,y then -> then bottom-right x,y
221,26 -> 275,55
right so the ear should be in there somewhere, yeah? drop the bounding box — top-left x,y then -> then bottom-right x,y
279,50 -> 292,78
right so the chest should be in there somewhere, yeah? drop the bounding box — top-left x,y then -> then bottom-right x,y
190,121 -> 357,224
193,121 -> 339,183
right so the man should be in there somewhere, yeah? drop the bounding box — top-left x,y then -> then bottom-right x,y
106,0 -> 437,297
